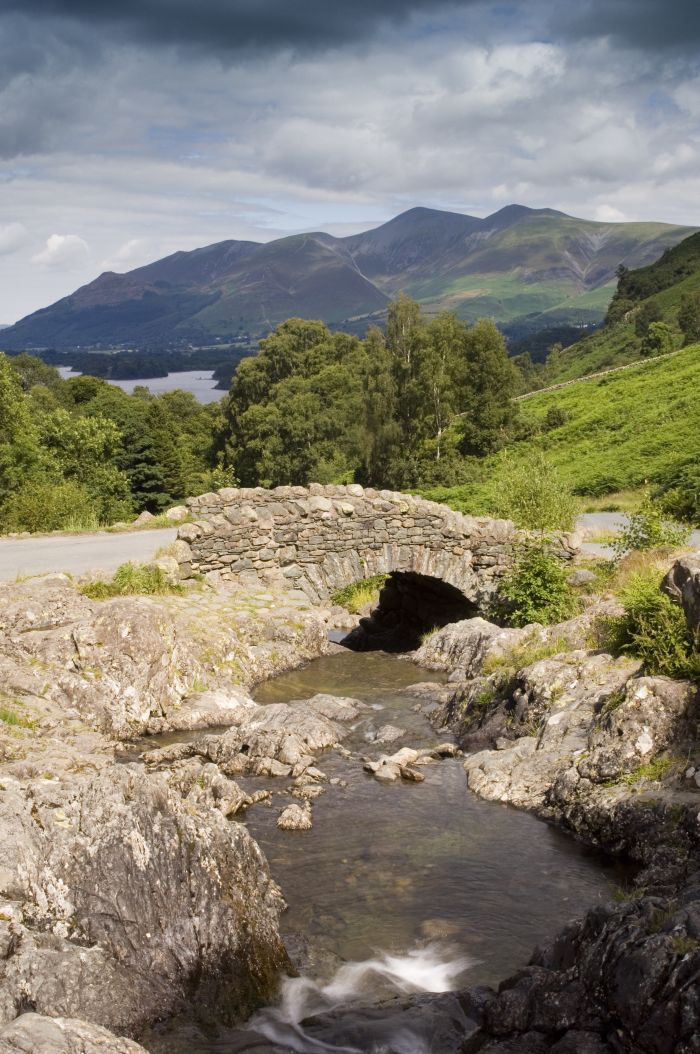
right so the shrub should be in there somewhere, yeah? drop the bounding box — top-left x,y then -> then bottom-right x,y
1,478 -> 98,533
613,490 -> 690,556
641,321 -> 675,358
495,548 -> 577,628
490,450 -> 579,534
544,406 -> 568,430
604,570 -> 699,679
81,562 -> 183,599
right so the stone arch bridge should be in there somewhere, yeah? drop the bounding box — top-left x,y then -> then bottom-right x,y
174,485 -> 579,620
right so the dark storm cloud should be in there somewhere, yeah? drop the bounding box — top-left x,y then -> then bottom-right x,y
555,0 -> 700,52
3,0 -> 699,55
1,0 -> 466,53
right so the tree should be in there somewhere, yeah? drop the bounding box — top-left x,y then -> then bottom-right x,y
359,327 -> 401,485
634,299 -> 662,338
416,313 -> 468,460
458,319 -> 519,456
0,353 -> 47,507
38,408 -> 133,522
678,291 -> 700,345
385,294 -> 426,449
641,321 -> 675,358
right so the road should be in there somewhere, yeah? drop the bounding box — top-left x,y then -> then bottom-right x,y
1,513 -> 697,583
578,512 -> 700,557
0,528 -> 178,582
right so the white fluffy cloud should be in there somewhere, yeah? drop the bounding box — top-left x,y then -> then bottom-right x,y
32,233 -> 90,269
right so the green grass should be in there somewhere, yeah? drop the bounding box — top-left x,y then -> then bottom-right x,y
331,574 -> 388,614
618,756 -> 679,785
581,490 -> 645,513
0,702 -> 36,729
81,562 -> 184,600
482,634 -> 570,677
419,344 -> 700,513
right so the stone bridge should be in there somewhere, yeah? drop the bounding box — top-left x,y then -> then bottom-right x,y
174,485 -> 579,621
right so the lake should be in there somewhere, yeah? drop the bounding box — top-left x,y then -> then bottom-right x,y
57,367 -> 224,404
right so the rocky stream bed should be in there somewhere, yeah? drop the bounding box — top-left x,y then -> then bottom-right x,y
0,555 -> 699,1053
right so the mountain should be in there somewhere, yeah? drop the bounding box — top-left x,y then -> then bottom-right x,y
543,229 -> 700,383
2,206 -> 696,350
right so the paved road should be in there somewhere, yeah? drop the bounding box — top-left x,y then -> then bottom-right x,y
578,512 -> 700,557
0,528 -> 178,582
1,512 -> 697,583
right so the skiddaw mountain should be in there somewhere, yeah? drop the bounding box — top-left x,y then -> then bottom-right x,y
4,205 -> 696,349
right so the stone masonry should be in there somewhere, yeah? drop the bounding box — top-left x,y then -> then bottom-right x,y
174,484 -> 581,608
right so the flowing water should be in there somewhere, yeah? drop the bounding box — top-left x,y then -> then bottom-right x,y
146,649 -> 627,1054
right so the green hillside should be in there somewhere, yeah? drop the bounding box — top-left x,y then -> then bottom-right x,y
545,231 -> 700,382
421,343 -> 700,513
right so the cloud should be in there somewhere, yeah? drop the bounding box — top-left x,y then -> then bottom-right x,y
554,0 -> 700,52
0,0 -> 467,56
32,233 -> 90,269
2,0 -> 699,60
0,222 -> 28,255
0,0 -> 699,324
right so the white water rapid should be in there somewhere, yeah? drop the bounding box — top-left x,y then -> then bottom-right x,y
245,942 -> 476,1053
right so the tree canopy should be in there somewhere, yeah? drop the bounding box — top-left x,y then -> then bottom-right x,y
221,299 -> 519,489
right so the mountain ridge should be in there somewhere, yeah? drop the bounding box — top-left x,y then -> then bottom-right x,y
3,205 -> 696,349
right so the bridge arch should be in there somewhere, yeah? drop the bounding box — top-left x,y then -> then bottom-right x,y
173,484 -> 557,611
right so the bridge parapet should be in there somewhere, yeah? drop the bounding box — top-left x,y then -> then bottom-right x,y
174,483 -> 577,606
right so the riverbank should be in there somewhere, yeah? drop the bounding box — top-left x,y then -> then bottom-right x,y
0,574 -> 338,1049
414,573 -> 700,1051
0,554 -> 698,1053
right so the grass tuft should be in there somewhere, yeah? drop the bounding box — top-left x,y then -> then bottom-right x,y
482,634 -> 570,678
332,575 -> 388,614
81,562 -> 184,600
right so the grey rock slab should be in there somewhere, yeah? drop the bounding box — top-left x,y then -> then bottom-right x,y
0,1014 -> 148,1053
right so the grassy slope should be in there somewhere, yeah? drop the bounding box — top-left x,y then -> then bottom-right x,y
420,343 -> 700,512
550,232 -> 700,382
405,215 -> 692,327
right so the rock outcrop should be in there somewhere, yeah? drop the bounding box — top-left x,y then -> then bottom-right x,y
0,576 -> 329,739
0,574 -> 335,1046
663,553 -> 700,642
0,1013 -> 148,1053
422,581 -> 700,1052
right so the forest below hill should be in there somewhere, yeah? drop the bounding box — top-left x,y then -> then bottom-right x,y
2,227 -> 700,534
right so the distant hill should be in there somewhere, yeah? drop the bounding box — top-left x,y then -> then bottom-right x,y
545,230 -> 700,382
2,206 -> 696,350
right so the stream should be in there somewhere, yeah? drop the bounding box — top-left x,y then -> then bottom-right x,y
145,648 -> 627,1054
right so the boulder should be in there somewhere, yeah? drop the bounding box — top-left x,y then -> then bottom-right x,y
277,802 -> 313,830
662,554 -> 700,641
0,765 -> 288,1034
0,1014 -> 147,1053
164,505 -> 189,523
414,601 -> 623,683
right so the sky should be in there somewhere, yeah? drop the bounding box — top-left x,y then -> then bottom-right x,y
1,0 -> 699,322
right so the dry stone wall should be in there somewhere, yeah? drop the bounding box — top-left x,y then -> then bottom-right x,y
174,484 -> 580,607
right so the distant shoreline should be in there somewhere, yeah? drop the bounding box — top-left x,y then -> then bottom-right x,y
57,366 -> 223,404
